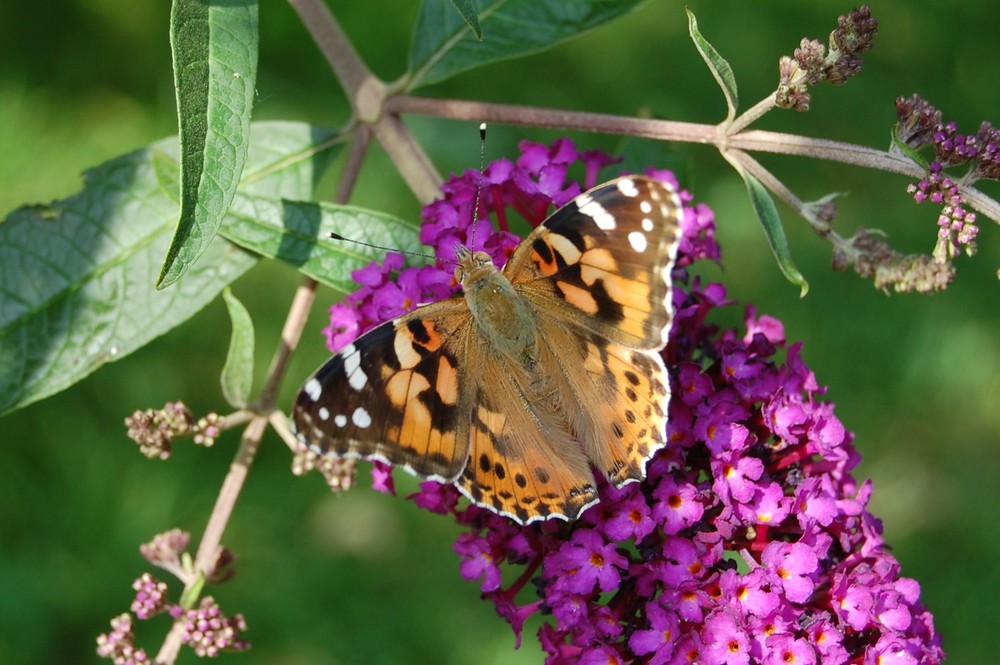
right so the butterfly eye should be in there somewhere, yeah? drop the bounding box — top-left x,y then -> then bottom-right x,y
473,251 -> 493,268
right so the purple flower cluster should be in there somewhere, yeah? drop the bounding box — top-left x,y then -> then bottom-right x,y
131,573 -> 170,620
96,614 -> 151,665
895,95 -> 1000,260
97,531 -> 249,661
907,163 -> 979,262
323,139 -> 943,664
175,596 -> 250,658
98,578 -> 250,661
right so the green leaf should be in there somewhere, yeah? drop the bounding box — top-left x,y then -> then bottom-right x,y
179,569 -> 206,610
687,8 -> 738,123
889,123 -> 930,170
159,0 -> 259,289
408,0 -> 647,88
736,169 -> 809,296
222,195 -> 424,293
0,122 -> 341,417
449,0 -> 482,40
221,288 -> 255,408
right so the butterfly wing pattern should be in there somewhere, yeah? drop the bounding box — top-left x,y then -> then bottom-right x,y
293,175 -> 683,524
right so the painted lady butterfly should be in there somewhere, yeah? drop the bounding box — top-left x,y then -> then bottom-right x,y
293,175 -> 682,524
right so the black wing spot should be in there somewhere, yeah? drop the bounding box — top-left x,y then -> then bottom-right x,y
532,237 -> 553,264
550,216 -> 588,252
407,319 -> 432,345
589,278 -> 625,325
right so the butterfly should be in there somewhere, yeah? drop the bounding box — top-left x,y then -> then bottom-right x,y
293,175 -> 683,524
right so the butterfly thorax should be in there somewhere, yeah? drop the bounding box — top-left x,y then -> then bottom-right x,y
455,245 -> 539,363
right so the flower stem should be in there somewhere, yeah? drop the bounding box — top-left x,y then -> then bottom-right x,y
155,416 -> 266,663
387,95 -> 1000,225
729,94 -> 778,135
286,0 -> 370,95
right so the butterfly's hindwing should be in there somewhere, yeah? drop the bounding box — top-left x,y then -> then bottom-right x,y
454,346 -> 600,524
534,320 -> 671,489
580,337 -> 670,486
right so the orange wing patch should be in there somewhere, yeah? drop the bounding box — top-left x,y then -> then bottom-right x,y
582,340 -> 670,487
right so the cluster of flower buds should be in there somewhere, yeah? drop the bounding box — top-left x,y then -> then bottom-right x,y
124,402 -> 220,459
896,95 -> 997,263
97,530 -> 248,661
777,5 -> 877,110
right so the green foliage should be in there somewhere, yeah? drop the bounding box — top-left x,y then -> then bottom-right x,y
687,8 -> 737,124
0,146 -> 258,417
448,0 -> 483,41
408,0 -> 647,87
735,167 -> 808,296
222,194 -> 423,291
0,122 -> 337,416
161,0 -> 259,288
221,288 -> 255,409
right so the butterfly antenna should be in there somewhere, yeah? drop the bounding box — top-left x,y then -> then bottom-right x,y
331,124 -> 487,267
326,233 -> 455,266
469,122 -> 487,251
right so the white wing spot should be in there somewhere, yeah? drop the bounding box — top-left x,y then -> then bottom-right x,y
304,378 -> 322,401
348,370 -> 368,391
640,200 -> 653,214
579,199 -> 616,230
617,178 -> 640,197
334,414 -> 347,428
352,407 -> 372,429
343,345 -> 369,391
318,407 -> 330,421
628,231 -> 648,252
642,217 -> 654,232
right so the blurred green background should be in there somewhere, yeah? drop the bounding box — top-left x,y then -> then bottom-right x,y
2,1 -> 998,663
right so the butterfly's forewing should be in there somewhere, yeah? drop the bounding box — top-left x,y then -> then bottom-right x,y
503,176 -> 682,488
292,300 -> 474,482
506,176 -> 682,350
